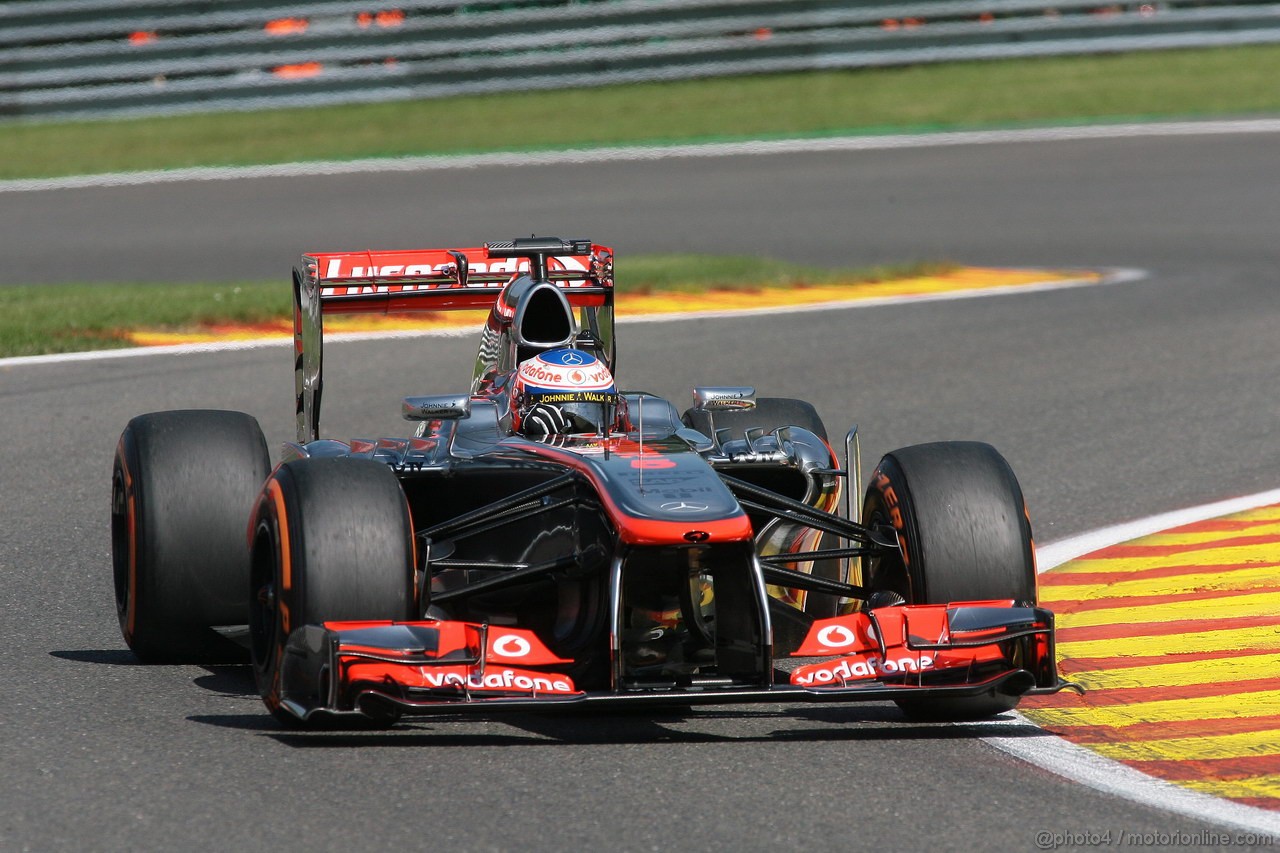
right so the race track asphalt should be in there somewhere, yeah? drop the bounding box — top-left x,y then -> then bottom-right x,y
2,128 -> 1279,851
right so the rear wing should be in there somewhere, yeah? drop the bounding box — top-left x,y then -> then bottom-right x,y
299,239 -> 615,314
292,238 -> 614,442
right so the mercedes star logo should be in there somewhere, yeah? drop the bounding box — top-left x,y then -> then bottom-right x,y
660,501 -> 709,513
559,351 -> 585,365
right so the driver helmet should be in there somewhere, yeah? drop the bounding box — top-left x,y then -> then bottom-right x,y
512,348 -> 619,436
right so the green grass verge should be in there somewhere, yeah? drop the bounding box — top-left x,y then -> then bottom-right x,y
4,45 -> 1280,180
0,280 -> 284,356
0,256 -> 952,357
617,256 -> 950,294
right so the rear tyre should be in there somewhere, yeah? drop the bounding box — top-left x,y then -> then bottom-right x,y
861,441 -> 1036,720
682,396 -> 828,442
686,397 -> 845,619
111,410 -> 270,664
249,457 -> 417,726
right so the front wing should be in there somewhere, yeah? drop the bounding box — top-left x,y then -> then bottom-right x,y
274,602 -> 1080,723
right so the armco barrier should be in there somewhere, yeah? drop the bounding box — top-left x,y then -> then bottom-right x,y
3,0 -> 1280,122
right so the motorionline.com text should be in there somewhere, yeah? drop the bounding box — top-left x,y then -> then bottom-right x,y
1035,829 -> 1275,849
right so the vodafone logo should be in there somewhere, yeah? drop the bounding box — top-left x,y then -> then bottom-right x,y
491,634 -> 532,658
816,624 -> 859,648
520,363 -> 567,384
519,358 -> 613,391
792,654 -> 935,686
421,669 -> 575,694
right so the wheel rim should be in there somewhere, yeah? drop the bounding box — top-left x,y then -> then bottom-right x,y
110,461 -> 133,625
861,501 -> 911,602
248,520 -> 280,676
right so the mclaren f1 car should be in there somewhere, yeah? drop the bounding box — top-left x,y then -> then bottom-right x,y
110,236 -> 1079,726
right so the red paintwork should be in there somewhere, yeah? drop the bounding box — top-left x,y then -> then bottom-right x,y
517,437 -> 754,546
324,620 -> 582,697
789,602 -> 1050,688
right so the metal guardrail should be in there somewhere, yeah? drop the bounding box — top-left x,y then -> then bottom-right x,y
3,0 -> 1279,122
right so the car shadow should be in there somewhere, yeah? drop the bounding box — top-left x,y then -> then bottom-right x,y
52,649 -> 259,695
51,649 -> 146,665
193,702 -> 1052,749
202,715 -> 1052,749
192,665 -> 259,696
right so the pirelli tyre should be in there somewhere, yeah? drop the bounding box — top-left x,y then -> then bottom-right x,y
862,441 -> 1037,720
681,396 -> 828,442
249,457 -> 416,726
684,397 -> 845,620
111,409 -> 270,664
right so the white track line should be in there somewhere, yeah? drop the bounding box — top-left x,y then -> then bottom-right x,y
980,487 -> 1280,838
0,326 -> 476,368
0,268 -> 1143,369
4,119 -> 1280,193
1036,487 -> 1280,569
981,719 -> 1280,839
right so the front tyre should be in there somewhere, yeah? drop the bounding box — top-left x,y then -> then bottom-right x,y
249,458 -> 417,726
112,410 -> 270,663
862,441 -> 1037,719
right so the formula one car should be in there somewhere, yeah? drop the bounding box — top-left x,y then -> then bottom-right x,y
111,236 -> 1079,727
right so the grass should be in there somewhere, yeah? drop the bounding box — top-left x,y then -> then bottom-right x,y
614,256 -> 951,294
3,44 -> 1280,180
0,257 -> 954,357
0,280 -> 286,356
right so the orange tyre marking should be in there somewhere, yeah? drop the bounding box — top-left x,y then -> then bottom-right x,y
116,438 -> 139,640
264,478 -> 292,633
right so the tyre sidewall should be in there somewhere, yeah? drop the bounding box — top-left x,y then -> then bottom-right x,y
685,398 -> 848,617
863,441 -> 1037,720
682,396 -> 828,443
251,458 -> 416,718
864,441 -> 1035,606
112,410 -> 269,662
